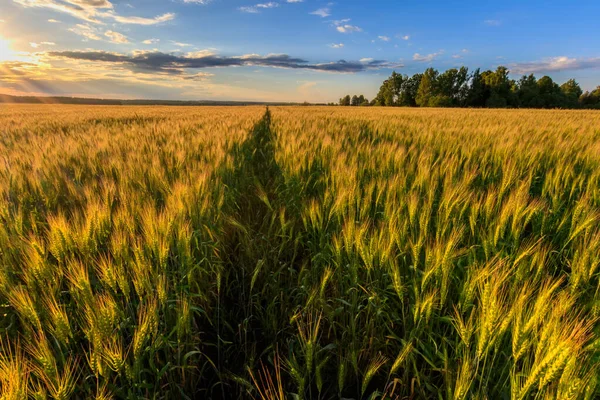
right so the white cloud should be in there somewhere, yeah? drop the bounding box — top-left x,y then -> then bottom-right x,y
142,38 -> 160,44
310,8 -> 330,17
336,24 -> 362,33
47,18 -> 61,23
329,43 -> 344,49
413,51 -> 443,62
359,58 -> 374,63
378,36 -> 390,42
400,35 -> 410,40
239,2 -> 279,13
183,0 -> 211,3
332,19 -> 361,34
105,30 -> 129,44
287,0 -> 303,2
510,56 -> 600,74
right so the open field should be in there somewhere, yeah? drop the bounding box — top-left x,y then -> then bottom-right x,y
1,105 -> 600,399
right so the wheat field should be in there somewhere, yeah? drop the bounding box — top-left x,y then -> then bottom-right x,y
1,104 -> 600,399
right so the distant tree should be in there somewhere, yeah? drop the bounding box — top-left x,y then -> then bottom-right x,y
339,95 -> 351,106
399,73 -> 422,106
481,66 -> 515,107
536,76 -> 564,108
580,86 -> 600,108
437,67 -> 469,106
516,74 -> 542,108
465,68 -> 488,107
560,79 -> 583,108
416,68 -> 439,107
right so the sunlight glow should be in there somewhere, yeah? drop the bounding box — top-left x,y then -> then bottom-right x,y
0,37 -> 17,62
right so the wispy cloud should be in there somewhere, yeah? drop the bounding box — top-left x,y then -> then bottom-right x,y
413,51 -> 443,62
30,42 -> 56,48
47,18 -> 61,23
47,50 -> 403,74
171,41 -> 192,47
510,56 -> 600,74
329,43 -> 344,49
105,30 -> 129,44
13,0 -> 175,25
398,35 -> 410,40
69,24 -> 102,41
378,36 -> 390,42
239,2 -> 279,13
142,38 -> 160,45
310,7 -> 330,17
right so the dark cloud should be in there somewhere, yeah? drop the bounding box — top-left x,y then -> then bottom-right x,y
47,50 -> 402,74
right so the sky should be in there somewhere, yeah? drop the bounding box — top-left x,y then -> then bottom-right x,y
0,0 -> 599,102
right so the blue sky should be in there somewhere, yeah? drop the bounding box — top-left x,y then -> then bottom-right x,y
0,0 -> 599,102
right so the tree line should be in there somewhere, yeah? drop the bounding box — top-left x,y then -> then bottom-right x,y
336,66 -> 600,109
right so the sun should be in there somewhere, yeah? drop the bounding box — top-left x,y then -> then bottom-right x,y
0,37 -> 17,62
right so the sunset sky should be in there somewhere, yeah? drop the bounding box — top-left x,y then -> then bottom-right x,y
1,0 -> 599,102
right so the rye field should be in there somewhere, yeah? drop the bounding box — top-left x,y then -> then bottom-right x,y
1,104 -> 600,399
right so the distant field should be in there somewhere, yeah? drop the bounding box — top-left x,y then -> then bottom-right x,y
1,105 -> 600,399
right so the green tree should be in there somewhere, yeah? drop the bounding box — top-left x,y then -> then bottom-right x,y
437,67 -> 469,106
465,68 -> 489,107
339,95 -> 351,106
399,73 -> 422,106
416,68 -> 439,107
560,79 -> 583,108
537,76 -> 564,108
481,66 -> 515,107
516,74 -> 542,108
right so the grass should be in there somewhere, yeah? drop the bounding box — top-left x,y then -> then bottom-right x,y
0,104 -> 600,399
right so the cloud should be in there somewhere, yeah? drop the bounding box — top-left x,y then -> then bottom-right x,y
30,42 -> 56,48
310,8 -> 330,17
510,56 -> 600,74
239,2 -> 279,13
47,50 -> 403,74
171,41 -> 192,47
329,43 -> 344,49
332,19 -> 361,33
183,0 -> 211,3
105,30 -> 129,44
108,12 -> 175,25
378,36 -> 390,42
336,25 -> 362,33
484,19 -> 501,26
287,0 -> 303,2
47,18 -> 61,23
399,35 -> 410,40
13,0 -> 175,25
69,24 -> 102,41
0,19 -> 5,23
142,38 -> 160,45
413,51 -> 443,62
